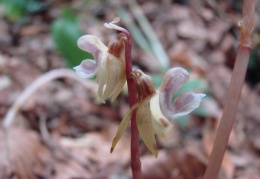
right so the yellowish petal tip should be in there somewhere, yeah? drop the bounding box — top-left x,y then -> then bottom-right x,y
110,147 -> 114,153
111,17 -> 120,24
153,152 -> 158,158
153,144 -> 158,158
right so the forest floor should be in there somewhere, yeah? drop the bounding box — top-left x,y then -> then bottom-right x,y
0,0 -> 260,178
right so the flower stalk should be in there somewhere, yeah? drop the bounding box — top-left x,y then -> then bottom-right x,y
105,17 -> 141,178
121,23 -> 142,179
203,0 -> 256,178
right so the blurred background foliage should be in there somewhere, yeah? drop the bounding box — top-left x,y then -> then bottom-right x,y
0,0 -> 93,68
1,0 -> 48,21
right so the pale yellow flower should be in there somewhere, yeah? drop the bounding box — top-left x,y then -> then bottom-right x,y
74,19 -> 126,102
111,68 -> 205,157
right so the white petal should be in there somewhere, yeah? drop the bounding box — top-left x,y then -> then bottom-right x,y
158,68 -> 189,92
158,67 -> 189,115
73,59 -> 97,78
77,35 -> 107,65
166,92 -> 206,120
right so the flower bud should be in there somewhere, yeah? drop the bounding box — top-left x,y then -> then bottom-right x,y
130,69 -> 156,102
108,33 -> 126,58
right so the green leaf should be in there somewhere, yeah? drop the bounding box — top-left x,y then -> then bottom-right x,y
26,1 -> 48,14
151,74 -> 164,88
1,0 -> 29,21
176,116 -> 187,127
174,77 -> 209,98
193,105 -> 209,117
51,8 -> 93,68
1,0 -> 47,21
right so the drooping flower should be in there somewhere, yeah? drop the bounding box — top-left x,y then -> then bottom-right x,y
74,18 -> 127,102
110,67 -> 206,157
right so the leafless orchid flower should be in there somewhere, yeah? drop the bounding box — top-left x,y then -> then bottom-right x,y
111,68 -> 205,157
74,19 -> 127,102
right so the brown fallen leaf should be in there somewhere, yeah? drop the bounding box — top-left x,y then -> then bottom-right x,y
176,20 -> 207,40
141,148 -> 206,179
170,4 -> 190,21
20,25 -> 48,36
169,42 -> 209,75
206,65 -> 231,107
0,127 -> 45,179
52,124 -> 131,178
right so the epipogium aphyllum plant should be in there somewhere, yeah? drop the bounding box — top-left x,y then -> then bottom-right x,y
74,17 -> 205,178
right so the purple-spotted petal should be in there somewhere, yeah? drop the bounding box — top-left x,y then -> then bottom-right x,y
77,35 -> 107,65
158,68 -> 189,115
164,92 -> 206,120
73,59 -> 97,78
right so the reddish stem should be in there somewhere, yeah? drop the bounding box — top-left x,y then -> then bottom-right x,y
123,29 -> 142,178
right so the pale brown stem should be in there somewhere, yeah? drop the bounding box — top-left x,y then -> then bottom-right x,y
203,0 -> 255,178
203,45 -> 250,179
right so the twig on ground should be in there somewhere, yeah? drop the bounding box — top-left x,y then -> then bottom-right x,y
3,68 -> 98,128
